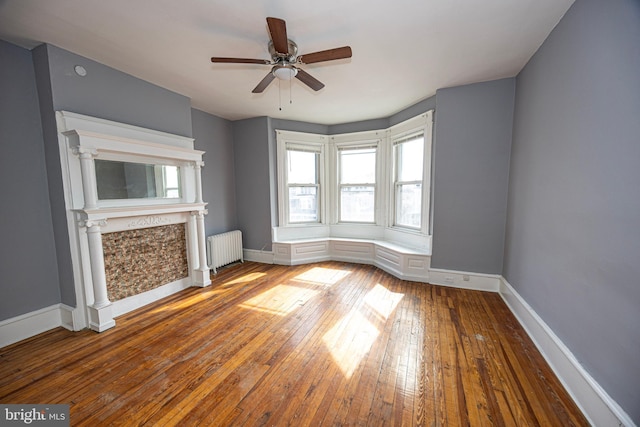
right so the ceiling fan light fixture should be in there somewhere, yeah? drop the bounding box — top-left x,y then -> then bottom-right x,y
273,65 -> 298,81
211,17 -> 350,93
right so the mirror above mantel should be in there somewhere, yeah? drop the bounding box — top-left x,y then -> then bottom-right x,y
95,159 -> 181,201
59,112 -> 205,211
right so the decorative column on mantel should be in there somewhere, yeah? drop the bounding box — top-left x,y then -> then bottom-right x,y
192,209 -> 211,287
194,160 -> 204,204
82,219 -> 115,332
72,147 -> 99,209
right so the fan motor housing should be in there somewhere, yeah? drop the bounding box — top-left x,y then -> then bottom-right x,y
269,40 -> 298,62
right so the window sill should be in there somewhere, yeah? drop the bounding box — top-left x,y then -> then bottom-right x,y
273,223 -> 430,252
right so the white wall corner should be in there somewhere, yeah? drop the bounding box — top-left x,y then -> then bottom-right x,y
59,304 -> 84,331
499,277 -> 636,427
428,268 -> 501,292
0,305 -> 64,349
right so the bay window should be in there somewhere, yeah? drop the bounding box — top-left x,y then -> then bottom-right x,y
276,110 -> 432,239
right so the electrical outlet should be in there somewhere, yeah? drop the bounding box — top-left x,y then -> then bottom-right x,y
462,275 -> 470,281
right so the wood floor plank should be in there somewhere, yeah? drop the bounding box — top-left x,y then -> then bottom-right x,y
397,284 -> 421,426
232,262 -> 372,425
332,269 -> 395,426
0,261 -> 589,426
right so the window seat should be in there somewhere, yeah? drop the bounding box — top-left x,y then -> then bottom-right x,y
272,236 -> 431,283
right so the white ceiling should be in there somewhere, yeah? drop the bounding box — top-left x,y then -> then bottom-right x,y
0,0 -> 574,125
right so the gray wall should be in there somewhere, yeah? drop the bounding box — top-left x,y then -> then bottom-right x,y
323,95 -> 436,135
44,44 -> 192,137
328,118 -> 388,135
270,119 -> 329,135
389,95 -> 436,127
0,40 -> 61,320
32,44 -> 77,306
31,43 -> 197,308
431,79 -> 515,274
36,43 -> 196,308
504,0 -> 640,422
191,109 -> 238,236
232,117 -> 273,251
0,42 -> 199,319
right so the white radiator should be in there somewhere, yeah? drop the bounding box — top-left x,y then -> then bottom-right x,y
207,230 -> 243,274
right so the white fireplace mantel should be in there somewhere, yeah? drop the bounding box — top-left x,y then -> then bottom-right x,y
56,111 -> 211,333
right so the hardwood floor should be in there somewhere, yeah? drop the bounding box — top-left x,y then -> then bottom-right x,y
0,261 -> 588,426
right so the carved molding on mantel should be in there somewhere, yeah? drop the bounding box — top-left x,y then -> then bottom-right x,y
71,146 -> 98,157
75,202 -> 207,221
74,204 -> 208,235
79,219 -> 108,228
127,216 -> 171,228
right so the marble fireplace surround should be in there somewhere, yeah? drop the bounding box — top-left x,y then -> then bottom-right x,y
56,111 -> 211,332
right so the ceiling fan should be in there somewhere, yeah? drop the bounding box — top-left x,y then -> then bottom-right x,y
211,17 -> 352,93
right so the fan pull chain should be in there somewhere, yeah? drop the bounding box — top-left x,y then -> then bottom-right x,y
289,77 -> 293,104
278,79 -> 282,111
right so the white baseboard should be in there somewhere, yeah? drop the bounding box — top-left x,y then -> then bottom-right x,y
0,304 -> 64,348
429,268 -> 501,292
379,263 -> 429,283
499,277 -> 635,427
243,248 -> 274,264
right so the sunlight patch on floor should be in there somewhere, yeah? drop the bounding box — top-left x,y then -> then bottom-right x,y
221,272 -> 267,287
292,266 -> 350,286
150,290 -> 220,314
239,284 -> 319,316
322,311 -> 380,379
364,284 -> 404,320
150,272 -> 269,314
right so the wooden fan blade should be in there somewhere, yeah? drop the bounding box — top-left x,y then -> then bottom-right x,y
252,72 -> 276,93
267,17 -> 289,55
298,46 -> 352,64
295,69 -> 325,91
211,57 -> 271,65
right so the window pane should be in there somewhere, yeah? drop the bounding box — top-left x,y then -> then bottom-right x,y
164,166 -> 179,188
166,189 -> 180,198
340,186 -> 375,222
289,186 -> 318,222
340,148 -> 376,184
396,183 -> 422,228
396,137 -> 424,181
288,150 -> 317,184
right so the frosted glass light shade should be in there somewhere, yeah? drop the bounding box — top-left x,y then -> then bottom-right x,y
273,66 -> 298,80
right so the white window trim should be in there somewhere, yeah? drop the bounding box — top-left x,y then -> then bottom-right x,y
276,130 -> 327,227
387,111 -> 433,236
275,110 -> 433,245
330,131 -> 384,225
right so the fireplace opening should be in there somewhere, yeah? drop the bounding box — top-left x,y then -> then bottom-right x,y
102,223 -> 189,301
